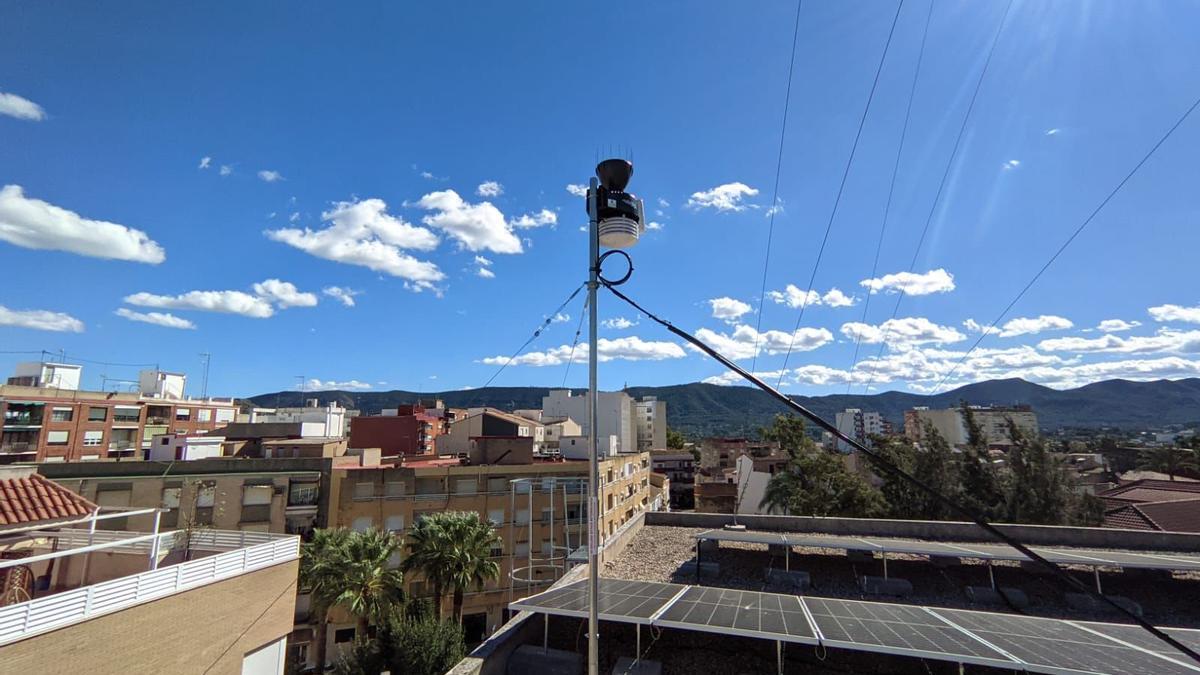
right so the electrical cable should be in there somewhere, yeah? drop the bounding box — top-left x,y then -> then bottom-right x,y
844,0 -> 934,393
859,0 -> 1012,393
476,282 -> 586,392
750,0 -> 804,374
561,294 -> 589,387
597,277 -> 1200,665
927,91 -> 1200,394
775,0 -> 906,385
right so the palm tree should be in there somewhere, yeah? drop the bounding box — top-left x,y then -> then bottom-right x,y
442,513 -> 502,623
1137,446 -> 1198,480
401,515 -> 454,619
333,528 -> 406,638
300,527 -> 352,671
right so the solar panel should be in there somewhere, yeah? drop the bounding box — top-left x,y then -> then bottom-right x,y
934,608 -> 1200,675
1073,621 -> 1200,663
509,578 -> 685,624
802,597 -> 1018,669
694,529 -> 784,547
654,586 -> 816,644
782,534 -> 881,551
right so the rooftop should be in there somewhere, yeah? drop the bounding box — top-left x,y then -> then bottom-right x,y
0,471 -> 97,531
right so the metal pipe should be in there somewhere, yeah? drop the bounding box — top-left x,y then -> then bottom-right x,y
586,175 -> 601,675
148,510 -> 163,570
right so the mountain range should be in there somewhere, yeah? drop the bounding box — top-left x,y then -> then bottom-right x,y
247,378 -> 1200,439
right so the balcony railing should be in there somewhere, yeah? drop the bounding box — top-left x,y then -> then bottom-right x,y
0,442 -> 33,453
0,530 -> 298,647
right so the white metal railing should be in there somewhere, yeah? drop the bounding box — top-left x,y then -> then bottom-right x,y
0,532 -> 298,646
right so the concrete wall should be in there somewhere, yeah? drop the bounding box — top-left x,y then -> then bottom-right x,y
644,511 -> 1200,552
0,560 -> 297,675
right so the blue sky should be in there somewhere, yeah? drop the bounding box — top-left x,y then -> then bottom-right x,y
3,1 -> 1200,398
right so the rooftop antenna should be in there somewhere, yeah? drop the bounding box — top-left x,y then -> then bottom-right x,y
198,353 -> 211,399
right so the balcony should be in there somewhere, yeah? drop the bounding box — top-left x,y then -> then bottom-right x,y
0,442 -> 33,454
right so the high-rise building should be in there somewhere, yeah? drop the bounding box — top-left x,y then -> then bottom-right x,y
542,389 -> 636,453
904,405 -> 1039,448
834,408 -> 886,452
634,396 -> 667,452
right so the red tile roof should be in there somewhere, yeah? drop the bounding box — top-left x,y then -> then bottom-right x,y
0,474 -> 98,529
1103,498 -> 1200,533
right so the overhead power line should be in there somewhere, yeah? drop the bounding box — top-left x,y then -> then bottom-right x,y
750,0 -> 805,373
776,0 -> 906,385
475,282 -> 586,392
929,91 -> 1200,394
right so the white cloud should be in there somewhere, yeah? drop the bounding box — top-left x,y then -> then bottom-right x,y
477,267 -> 496,279
686,183 -> 758,212
765,285 -> 856,309
257,170 -> 284,183
416,189 -> 523,254
658,198 -> 670,208
645,221 -> 664,231
1002,159 -> 1021,170
198,156 -> 212,170
114,308 -> 195,330
1098,319 -> 1140,333
252,279 -> 318,307
125,289 -> 276,318
1149,304 -> 1200,324
420,171 -> 435,180
602,317 -> 638,330
963,318 -> 1001,336
322,286 -> 360,307
860,268 -> 955,296
481,336 -> 686,367
219,165 -> 232,176
693,324 -> 833,360
840,317 -> 966,347
307,378 -> 373,390
1045,128 -> 1060,136
476,181 -> 503,197
0,91 -> 46,121
0,184 -> 166,264
703,369 -> 787,387
997,315 -> 1073,338
708,297 -> 752,323
0,305 -> 83,332
509,209 -> 557,229
1038,329 -> 1200,355
266,197 -> 444,290
566,184 -> 588,197
821,288 -> 856,308
550,312 -> 570,324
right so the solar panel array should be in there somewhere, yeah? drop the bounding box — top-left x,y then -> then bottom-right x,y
510,579 -> 1200,675
693,529 -> 1200,571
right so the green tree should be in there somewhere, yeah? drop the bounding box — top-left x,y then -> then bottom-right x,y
1136,446 -> 1197,480
401,516 -> 453,619
442,512 -> 502,622
958,403 -> 1003,519
334,528 -> 406,637
299,527 -> 352,671
666,427 -> 686,450
759,415 -> 883,517
332,611 -> 466,675
1002,422 -> 1075,525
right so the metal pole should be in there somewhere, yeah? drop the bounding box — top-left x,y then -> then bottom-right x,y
586,175 -> 601,675
148,510 -> 163,570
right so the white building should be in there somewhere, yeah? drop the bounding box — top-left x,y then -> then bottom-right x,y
251,400 -> 347,437
148,432 -> 226,461
634,396 -> 668,452
834,408 -> 886,453
542,389 -> 636,454
139,369 -> 187,400
560,434 -> 618,460
542,417 -> 583,450
7,362 -> 82,390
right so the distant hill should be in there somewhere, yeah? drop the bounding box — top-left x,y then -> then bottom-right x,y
247,377 -> 1200,439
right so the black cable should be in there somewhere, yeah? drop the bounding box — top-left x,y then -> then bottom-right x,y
860,0 -> 1012,393
928,90 -> 1200,395
561,294 -> 589,387
750,0 -> 804,374
477,282 -> 585,391
600,280 -> 1200,666
844,0 -> 934,394
776,0 -> 906,385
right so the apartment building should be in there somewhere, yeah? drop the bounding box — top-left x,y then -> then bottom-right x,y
634,395 -> 667,452
697,437 -> 780,473
348,403 -> 443,456
542,389 -> 636,453
904,405 -> 1039,448
438,408 -> 545,457
834,408 -> 887,452
651,449 -> 695,509
0,467 -> 298,675
0,365 -> 237,464
329,450 -> 658,645
249,400 -> 347,437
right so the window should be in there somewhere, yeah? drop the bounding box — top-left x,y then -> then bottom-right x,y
454,478 -> 477,495
215,408 -> 236,423
87,407 -> 107,422
385,515 -> 405,532
487,477 -> 507,493
51,408 -> 73,422
197,409 -> 212,422
161,487 -> 181,509
46,430 -> 69,445
541,508 -> 552,523
83,430 -> 103,447
490,542 -> 503,558
387,551 -> 402,569
175,408 -> 191,421
160,437 -> 170,445
541,539 -> 553,556
113,407 -> 140,424
333,628 -> 356,643
385,481 -> 406,497
487,508 -> 505,526
515,509 -> 529,525
354,481 -> 374,499
352,517 -> 373,532
289,482 -> 320,506
514,542 -> 529,557
243,485 -> 273,506
196,483 -> 216,508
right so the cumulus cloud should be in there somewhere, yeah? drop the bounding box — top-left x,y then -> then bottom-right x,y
416,189 -> 523,254
645,221 -> 664,231
1149,304 -> 1200,324
115,308 -> 196,330
477,267 -> 496,279
476,181 -> 503,197
550,312 -> 570,324
963,318 -> 1001,336
766,285 -> 856,309
322,286 -> 360,307
860,268 -> 955,296
0,305 -> 83,332
708,297 -> 752,323
840,317 -> 966,348
0,90 -> 46,121
686,183 -> 758,212
307,378 -> 373,391
219,165 -> 232,177
693,324 -> 833,361
125,290 -> 276,318
0,184 -> 166,264
703,369 -> 787,387
257,170 -> 284,183
252,279 -> 318,307
602,316 -> 638,330
266,197 -> 444,291
997,315 -> 1073,338
509,209 -> 557,229
566,184 -> 588,197
1038,329 -> 1200,355
481,336 -> 686,367
198,156 -> 212,169
1097,319 -> 1140,332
